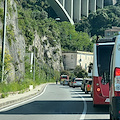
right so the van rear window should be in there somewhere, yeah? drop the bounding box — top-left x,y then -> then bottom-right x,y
97,44 -> 114,83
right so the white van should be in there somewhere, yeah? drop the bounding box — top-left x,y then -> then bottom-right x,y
109,35 -> 120,120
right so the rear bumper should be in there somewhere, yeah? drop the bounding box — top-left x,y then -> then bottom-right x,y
93,95 -> 109,105
73,83 -> 81,87
110,96 -> 120,119
87,88 -> 91,92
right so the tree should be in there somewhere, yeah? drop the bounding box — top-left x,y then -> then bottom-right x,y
60,70 -> 70,76
75,3 -> 120,37
74,66 -> 88,78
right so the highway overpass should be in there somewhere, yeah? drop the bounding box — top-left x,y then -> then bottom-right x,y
47,0 -> 117,24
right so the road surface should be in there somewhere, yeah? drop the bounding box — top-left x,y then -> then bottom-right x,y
0,84 -> 109,120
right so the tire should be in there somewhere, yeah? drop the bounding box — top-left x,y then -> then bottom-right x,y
85,87 -> 88,94
110,113 -> 112,120
110,112 -> 115,120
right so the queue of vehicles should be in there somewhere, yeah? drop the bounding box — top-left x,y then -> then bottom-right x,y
60,35 -> 120,120
91,35 -> 120,120
60,75 -> 93,94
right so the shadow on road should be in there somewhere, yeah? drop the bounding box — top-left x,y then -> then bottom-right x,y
0,100 -> 109,115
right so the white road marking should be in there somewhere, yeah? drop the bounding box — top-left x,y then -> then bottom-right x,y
0,84 -> 48,112
74,91 -> 87,120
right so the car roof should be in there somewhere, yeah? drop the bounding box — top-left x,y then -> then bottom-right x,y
75,78 -> 83,80
84,78 -> 92,80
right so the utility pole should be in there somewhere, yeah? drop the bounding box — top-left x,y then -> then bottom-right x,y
1,0 -> 7,82
33,41 -> 35,81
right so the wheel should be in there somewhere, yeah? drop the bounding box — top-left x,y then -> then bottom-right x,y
110,113 -> 112,120
73,86 -> 75,88
110,112 -> 115,120
85,86 -> 88,94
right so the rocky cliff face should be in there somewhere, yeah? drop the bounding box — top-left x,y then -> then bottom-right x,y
0,0 -> 25,82
31,32 -> 63,71
0,0 -> 63,82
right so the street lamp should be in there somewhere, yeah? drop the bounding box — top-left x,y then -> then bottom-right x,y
1,0 -> 7,82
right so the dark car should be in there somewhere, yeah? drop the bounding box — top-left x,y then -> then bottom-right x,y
69,77 -> 75,87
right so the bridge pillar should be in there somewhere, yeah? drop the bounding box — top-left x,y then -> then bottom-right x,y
59,0 -> 65,7
65,0 -> 73,19
97,0 -> 104,8
73,0 -> 81,23
89,0 -> 96,12
81,0 -> 89,17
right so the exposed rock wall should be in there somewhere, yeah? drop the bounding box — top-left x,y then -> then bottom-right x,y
0,0 -> 63,82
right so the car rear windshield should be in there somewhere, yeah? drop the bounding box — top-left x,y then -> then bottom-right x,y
89,81 -> 92,85
61,76 -> 67,79
75,80 -> 82,81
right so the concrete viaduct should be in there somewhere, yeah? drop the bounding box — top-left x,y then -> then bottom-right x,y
47,0 -> 117,24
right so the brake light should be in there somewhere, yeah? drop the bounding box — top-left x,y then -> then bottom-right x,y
96,43 -> 99,46
114,68 -> 120,96
114,68 -> 120,77
114,91 -> 120,96
74,82 -> 76,83
87,84 -> 90,88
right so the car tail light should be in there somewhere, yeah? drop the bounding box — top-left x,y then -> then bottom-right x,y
114,68 -> 120,96
74,82 -> 76,83
114,91 -> 120,96
114,68 -> 120,77
87,84 -> 90,88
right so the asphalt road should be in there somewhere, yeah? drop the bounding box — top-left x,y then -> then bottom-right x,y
0,84 -> 109,120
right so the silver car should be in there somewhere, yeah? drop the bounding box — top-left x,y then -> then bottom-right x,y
73,78 -> 83,88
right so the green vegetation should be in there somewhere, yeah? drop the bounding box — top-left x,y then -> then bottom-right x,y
58,22 -> 93,52
74,66 -> 88,78
0,56 -> 60,98
0,8 -> 4,23
0,0 -> 96,97
6,24 -> 16,45
60,70 -> 70,76
7,0 -> 13,17
0,49 -> 12,81
15,0 -> 93,52
75,2 -> 120,37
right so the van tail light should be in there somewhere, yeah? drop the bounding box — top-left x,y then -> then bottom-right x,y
97,88 -> 100,92
114,68 -> 120,96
